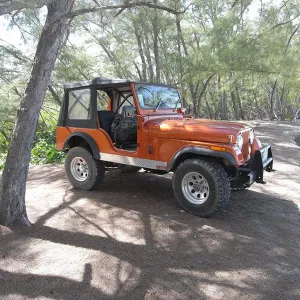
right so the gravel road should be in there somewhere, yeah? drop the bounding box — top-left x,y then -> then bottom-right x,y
0,121 -> 300,300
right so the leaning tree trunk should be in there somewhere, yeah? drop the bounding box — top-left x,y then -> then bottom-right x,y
0,0 -> 75,226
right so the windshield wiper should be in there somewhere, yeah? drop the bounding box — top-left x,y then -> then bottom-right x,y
155,97 -> 163,111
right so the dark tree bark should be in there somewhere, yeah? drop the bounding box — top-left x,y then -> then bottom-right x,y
0,0 -> 75,226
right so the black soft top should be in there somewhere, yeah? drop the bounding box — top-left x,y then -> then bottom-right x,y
64,77 -> 176,89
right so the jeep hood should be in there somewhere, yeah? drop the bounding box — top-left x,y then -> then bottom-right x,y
149,118 -> 251,143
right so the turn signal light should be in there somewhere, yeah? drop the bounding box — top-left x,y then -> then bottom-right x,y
210,146 -> 226,151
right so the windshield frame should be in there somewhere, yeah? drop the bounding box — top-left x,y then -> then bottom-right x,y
134,83 -> 182,112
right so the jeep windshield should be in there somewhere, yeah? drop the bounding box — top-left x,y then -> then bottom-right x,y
135,84 -> 181,111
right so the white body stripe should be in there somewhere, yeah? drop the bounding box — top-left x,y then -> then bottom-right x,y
100,153 -> 167,170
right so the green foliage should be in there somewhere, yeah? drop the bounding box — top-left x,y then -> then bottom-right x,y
31,138 -> 65,165
0,153 -> 6,170
30,112 -> 65,165
0,111 -> 65,170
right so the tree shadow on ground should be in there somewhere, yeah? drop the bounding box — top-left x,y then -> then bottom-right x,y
1,169 -> 300,299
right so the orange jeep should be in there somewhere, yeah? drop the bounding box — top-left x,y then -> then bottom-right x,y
56,77 -> 273,217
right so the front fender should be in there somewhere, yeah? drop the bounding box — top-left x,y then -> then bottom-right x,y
167,146 -> 237,172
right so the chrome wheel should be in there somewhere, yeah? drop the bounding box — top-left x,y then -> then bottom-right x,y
70,157 -> 89,182
181,172 -> 210,205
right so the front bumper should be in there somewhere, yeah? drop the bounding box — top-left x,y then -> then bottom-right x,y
236,145 -> 273,186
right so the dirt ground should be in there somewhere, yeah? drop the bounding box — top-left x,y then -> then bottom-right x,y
1,121 -> 300,300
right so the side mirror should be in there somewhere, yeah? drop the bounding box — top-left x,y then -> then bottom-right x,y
177,107 -> 186,114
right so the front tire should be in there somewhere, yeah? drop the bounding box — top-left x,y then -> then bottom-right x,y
65,147 -> 105,190
172,158 -> 230,217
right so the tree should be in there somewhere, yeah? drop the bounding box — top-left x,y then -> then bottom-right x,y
0,0 -> 75,226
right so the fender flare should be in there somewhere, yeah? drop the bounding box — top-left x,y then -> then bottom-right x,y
63,132 -> 100,160
166,146 -> 237,172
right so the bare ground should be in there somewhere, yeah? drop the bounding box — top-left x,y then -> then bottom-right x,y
0,121 -> 300,300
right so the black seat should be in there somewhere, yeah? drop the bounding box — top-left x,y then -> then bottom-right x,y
98,110 -> 116,135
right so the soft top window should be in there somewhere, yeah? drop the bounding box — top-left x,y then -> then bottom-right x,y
68,88 -> 91,120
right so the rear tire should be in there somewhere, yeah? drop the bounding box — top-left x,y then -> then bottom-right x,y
172,158 -> 230,217
65,147 -> 105,190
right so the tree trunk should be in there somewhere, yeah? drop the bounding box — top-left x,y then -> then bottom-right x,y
0,0 -> 75,226
270,79 -> 278,120
190,85 -> 198,117
235,87 -> 245,120
292,107 -> 300,121
143,33 -> 154,82
133,22 -> 147,81
197,74 -> 214,117
205,100 -> 213,119
279,83 -> 286,121
220,92 -> 228,120
231,91 -> 239,120
152,0 -> 160,82
175,13 -> 191,108
175,14 -> 185,106
253,91 -> 263,120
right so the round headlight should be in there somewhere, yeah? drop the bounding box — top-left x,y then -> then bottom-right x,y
249,129 -> 254,144
237,134 -> 243,149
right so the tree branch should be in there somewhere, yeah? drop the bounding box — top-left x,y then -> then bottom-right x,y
70,1 -> 186,18
272,15 -> 300,29
47,85 -> 62,106
285,24 -> 300,54
0,0 -> 52,16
